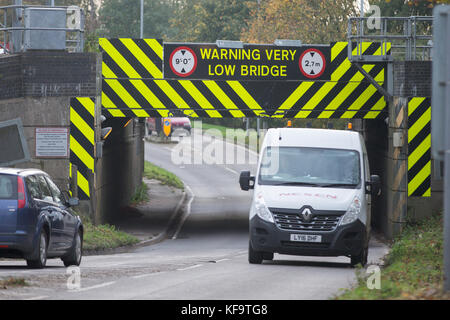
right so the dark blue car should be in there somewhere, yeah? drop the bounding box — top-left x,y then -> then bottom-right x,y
0,168 -> 83,268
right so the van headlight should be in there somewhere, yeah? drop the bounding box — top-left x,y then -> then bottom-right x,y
339,196 -> 361,226
254,195 -> 274,223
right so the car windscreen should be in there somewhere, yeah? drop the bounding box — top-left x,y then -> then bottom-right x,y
0,174 -> 17,200
258,147 -> 361,188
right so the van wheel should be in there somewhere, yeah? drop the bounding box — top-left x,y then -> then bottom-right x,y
62,230 -> 82,267
27,230 -> 47,269
248,241 -> 263,264
350,246 -> 368,267
263,252 -> 274,261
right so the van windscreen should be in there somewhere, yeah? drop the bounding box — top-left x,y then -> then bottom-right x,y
0,174 -> 18,199
258,147 -> 361,187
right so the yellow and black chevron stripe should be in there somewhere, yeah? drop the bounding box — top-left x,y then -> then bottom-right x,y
100,38 -> 163,79
70,97 -> 95,200
100,40 -> 390,119
408,97 -> 431,197
101,78 -> 386,119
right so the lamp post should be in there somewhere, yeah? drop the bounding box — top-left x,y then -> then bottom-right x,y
140,0 -> 144,38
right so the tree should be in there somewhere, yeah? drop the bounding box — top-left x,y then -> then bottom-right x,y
372,0 -> 450,17
99,0 -> 176,39
169,0 -> 256,42
242,0 -> 357,44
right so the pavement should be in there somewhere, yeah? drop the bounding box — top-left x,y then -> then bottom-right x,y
0,129 -> 390,300
111,178 -> 185,244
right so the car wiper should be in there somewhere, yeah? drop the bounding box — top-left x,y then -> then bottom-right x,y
319,183 -> 358,188
271,182 -> 324,187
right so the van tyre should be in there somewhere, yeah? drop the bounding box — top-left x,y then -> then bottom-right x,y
62,230 -> 82,267
248,241 -> 263,264
350,246 -> 368,267
263,252 -> 274,261
27,230 -> 47,269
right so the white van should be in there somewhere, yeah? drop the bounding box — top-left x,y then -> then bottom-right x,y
239,128 -> 380,267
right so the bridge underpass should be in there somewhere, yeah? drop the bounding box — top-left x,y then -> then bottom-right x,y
0,9 -> 441,299
64,32 -> 437,240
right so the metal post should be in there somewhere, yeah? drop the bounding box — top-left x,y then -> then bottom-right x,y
445,8 -> 450,292
256,117 -> 260,154
445,151 -> 450,291
445,52 -> 450,291
140,0 -> 144,38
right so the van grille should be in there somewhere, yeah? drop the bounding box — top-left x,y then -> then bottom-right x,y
270,209 -> 343,232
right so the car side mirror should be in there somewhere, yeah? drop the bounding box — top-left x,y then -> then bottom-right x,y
239,171 -> 255,191
366,175 -> 381,196
68,197 -> 79,207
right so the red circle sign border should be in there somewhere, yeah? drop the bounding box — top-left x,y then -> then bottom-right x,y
169,46 -> 198,77
299,48 -> 326,79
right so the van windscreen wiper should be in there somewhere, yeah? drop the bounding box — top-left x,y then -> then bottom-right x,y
319,183 -> 358,188
270,182 -> 324,187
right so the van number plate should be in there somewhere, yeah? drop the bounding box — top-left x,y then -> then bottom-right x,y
290,234 -> 322,243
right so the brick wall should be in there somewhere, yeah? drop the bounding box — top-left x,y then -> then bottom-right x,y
0,51 -> 97,99
394,61 -> 432,97
0,55 -> 23,99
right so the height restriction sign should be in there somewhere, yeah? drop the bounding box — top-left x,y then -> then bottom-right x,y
169,46 -> 197,77
164,43 -> 330,81
299,48 -> 326,79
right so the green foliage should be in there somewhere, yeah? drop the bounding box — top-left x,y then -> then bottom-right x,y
170,0 -> 256,42
337,213 -> 445,300
83,221 -> 139,251
243,0 -> 357,44
99,0 -> 177,39
144,161 -> 184,190
130,181 -> 149,205
371,0 -> 449,17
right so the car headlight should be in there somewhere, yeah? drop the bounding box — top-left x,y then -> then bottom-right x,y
339,196 -> 361,226
254,195 -> 274,223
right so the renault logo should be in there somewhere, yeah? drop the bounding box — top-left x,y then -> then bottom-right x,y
301,208 -> 313,222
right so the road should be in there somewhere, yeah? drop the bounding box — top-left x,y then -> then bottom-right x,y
0,129 -> 389,300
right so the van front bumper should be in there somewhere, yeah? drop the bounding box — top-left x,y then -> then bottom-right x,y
250,215 -> 367,257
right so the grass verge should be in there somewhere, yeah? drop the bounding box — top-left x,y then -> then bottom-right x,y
144,161 -> 184,190
337,213 -> 449,300
130,181 -> 150,205
83,221 -> 140,251
0,277 -> 28,289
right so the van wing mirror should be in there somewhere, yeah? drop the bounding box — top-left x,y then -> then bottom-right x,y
366,175 -> 381,196
239,171 -> 255,191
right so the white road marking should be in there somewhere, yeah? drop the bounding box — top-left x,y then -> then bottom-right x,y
132,272 -> 166,279
216,258 -> 230,263
172,183 -> 195,240
177,264 -> 203,271
225,167 -> 238,175
25,295 -> 49,300
72,281 -> 116,293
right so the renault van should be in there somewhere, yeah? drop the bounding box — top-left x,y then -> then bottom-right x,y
239,128 -> 380,267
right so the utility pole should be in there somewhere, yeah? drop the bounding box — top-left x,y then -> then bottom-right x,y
432,5 -> 450,292
140,0 -> 144,38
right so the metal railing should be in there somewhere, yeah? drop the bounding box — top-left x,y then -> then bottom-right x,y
0,4 -> 85,54
348,16 -> 433,62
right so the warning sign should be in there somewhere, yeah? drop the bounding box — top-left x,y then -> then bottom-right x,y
163,118 -> 171,137
299,48 -> 326,79
164,43 -> 330,81
169,46 -> 197,77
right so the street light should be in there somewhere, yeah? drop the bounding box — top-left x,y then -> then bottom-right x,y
140,0 -> 144,38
